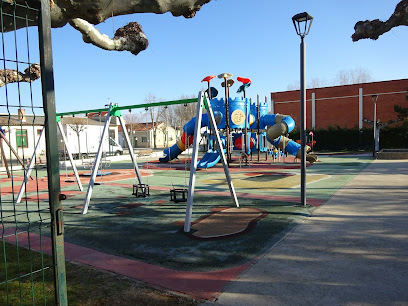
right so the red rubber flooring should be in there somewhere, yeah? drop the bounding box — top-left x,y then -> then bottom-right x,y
2,224 -> 254,301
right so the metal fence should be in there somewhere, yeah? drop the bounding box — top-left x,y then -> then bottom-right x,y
1,0 -> 67,304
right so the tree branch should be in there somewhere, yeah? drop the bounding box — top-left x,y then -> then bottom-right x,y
3,0 -> 212,32
69,19 -> 148,55
0,64 -> 41,87
352,0 -> 408,41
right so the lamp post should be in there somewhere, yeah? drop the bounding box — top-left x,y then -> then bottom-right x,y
372,94 -> 378,157
292,12 -> 313,207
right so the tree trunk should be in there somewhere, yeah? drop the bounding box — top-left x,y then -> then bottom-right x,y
77,133 -> 81,158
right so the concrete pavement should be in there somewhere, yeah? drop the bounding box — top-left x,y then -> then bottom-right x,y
207,159 -> 408,305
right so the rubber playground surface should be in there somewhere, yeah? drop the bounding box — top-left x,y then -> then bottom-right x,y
1,153 -> 372,300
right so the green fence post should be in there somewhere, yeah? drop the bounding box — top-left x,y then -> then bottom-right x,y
38,0 -> 68,304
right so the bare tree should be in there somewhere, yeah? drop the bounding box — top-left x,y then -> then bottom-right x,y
307,77 -> 328,89
286,81 -> 300,91
334,67 -> 372,85
352,0 -> 408,41
145,93 -> 166,149
3,0 -> 212,56
67,118 -> 86,157
363,118 -> 401,151
286,67 -> 373,90
122,112 -> 142,148
169,94 -> 197,132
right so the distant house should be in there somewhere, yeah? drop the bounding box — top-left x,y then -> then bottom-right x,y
58,113 -> 121,157
0,109 -> 122,166
59,114 -> 120,146
0,110 -> 46,164
118,121 -> 178,149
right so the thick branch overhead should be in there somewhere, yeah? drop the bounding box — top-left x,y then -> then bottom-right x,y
2,0 -> 211,55
352,0 -> 408,41
0,64 -> 41,87
69,19 -> 148,55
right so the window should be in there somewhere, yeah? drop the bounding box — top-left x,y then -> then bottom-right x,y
37,129 -> 42,136
109,129 -> 115,141
16,129 -> 28,148
141,136 -> 147,143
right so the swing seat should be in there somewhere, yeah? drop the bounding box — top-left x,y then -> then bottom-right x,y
133,183 -> 150,198
170,188 -> 188,203
82,171 -> 112,177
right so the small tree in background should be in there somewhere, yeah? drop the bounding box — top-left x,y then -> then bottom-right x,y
169,94 -> 197,135
123,112 -> 142,148
393,89 -> 408,126
145,93 -> 166,149
68,118 -> 86,157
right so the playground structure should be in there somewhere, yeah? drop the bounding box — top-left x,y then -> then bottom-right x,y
14,92 -> 240,232
160,74 -> 318,168
13,93 -> 237,228
15,75 -> 317,233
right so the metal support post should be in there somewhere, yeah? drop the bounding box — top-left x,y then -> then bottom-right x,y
16,128 -> 46,203
82,103 -> 113,214
184,92 -> 240,232
373,98 -> 377,157
57,121 -> 83,191
184,92 -> 204,232
118,116 -> 143,183
39,0 -> 68,301
205,94 -> 239,209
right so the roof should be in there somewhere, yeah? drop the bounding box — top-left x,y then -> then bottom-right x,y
118,122 -> 166,132
0,113 -> 119,127
60,116 -> 104,126
0,114 -> 45,126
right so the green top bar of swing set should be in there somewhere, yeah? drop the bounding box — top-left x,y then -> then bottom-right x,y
55,98 -> 198,118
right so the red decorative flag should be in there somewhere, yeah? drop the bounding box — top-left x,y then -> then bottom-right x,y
201,75 -> 216,83
237,76 -> 251,84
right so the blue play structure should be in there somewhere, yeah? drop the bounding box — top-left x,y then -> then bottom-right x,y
159,74 -> 317,167
159,96 -> 304,168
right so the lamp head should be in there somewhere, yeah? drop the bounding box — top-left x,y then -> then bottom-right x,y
371,94 -> 378,102
292,12 -> 313,37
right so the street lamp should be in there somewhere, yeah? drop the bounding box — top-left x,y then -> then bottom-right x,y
372,94 -> 378,157
292,12 -> 313,207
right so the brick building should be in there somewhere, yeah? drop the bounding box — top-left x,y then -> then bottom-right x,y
270,79 -> 408,130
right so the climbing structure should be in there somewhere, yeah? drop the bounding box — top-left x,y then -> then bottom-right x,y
160,75 -> 318,167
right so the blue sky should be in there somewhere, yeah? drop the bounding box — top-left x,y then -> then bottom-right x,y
7,0 -> 408,114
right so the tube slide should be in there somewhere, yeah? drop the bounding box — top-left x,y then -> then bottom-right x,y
159,114 -> 209,163
261,113 -> 301,156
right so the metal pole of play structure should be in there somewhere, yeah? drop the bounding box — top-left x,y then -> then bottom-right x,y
184,92 -> 239,232
16,128 -> 45,203
205,94 -> 239,210
118,116 -> 143,183
57,121 -> 83,191
184,93 -> 204,232
257,95 -> 260,162
82,103 -> 113,214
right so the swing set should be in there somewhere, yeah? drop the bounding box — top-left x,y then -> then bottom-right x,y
15,91 -> 240,232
